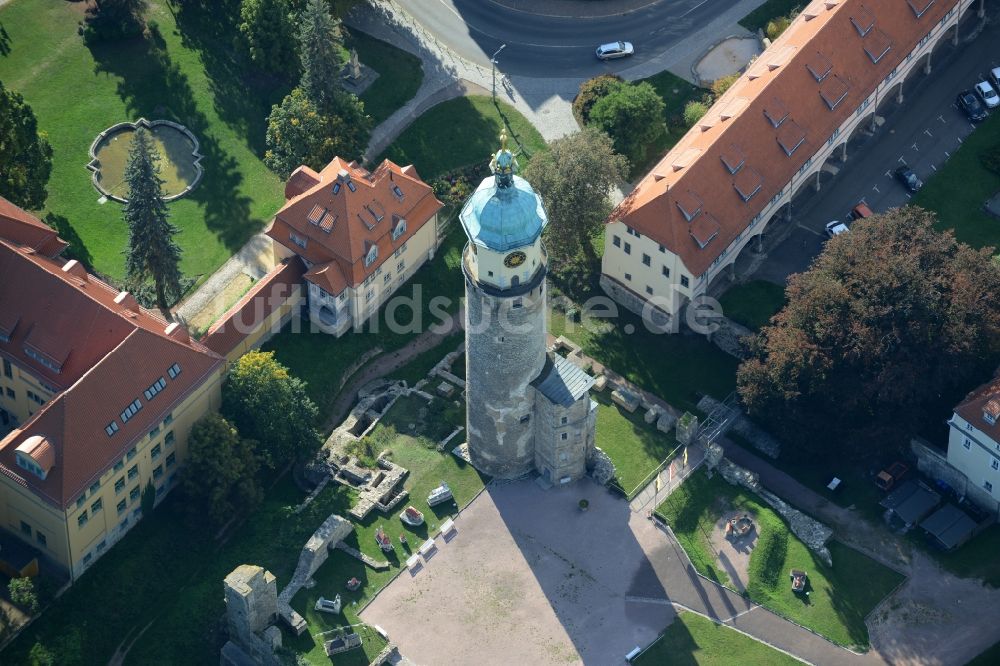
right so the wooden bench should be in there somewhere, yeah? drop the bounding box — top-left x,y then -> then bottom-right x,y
406,554 -> 421,570
418,538 -> 436,556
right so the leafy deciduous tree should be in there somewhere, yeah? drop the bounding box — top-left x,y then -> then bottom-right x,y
738,207 -> 1000,459
524,127 -> 627,276
222,350 -> 321,465
181,413 -> 263,528
122,128 -> 183,312
683,100 -> 709,127
239,0 -> 300,77
264,86 -> 369,178
572,74 -> 623,125
588,81 -> 666,169
0,81 -> 53,210
8,577 -> 39,614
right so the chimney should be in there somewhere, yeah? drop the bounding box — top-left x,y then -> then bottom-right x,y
114,291 -> 140,313
337,169 -> 351,184
164,322 -> 190,344
61,259 -> 88,281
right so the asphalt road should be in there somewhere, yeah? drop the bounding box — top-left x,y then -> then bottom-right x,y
395,0 -> 727,76
752,10 -> 996,284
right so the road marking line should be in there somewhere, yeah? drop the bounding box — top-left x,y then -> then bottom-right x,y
938,115 -> 947,124
885,170 -> 893,178
931,164 -> 937,171
924,128 -> 933,137
873,185 -> 880,193
898,155 -> 906,164
681,0 -> 712,18
906,193 -> 912,199
797,224 -> 823,238
959,136 -> 964,143
911,142 -> 919,151
945,150 -> 951,157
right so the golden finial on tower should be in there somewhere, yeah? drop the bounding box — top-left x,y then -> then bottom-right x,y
499,130 -> 508,151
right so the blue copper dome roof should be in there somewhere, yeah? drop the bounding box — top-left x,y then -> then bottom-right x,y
459,167 -> 548,253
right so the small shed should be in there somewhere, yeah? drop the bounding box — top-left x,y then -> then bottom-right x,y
880,480 -> 940,526
919,504 -> 978,550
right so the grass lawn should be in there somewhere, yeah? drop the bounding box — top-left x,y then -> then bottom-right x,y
912,112 -> 1000,250
379,95 -> 547,177
287,397 -> 485,663
718,280 -> 786,331
594,391 -> 679,495
633,70 -> 706,178
656,471 -> 904,650
263,227 -> 466,417
548,305 -> 738,414
0,0 -> 288,282
387,333 -> 463,387
739,0 -> 805,32
634,610 -> 803,666
347,28 -> 423,126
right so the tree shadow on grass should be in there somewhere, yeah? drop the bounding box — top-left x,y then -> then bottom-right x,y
88,30 -> 264,253
167,0 -> 295,158
46,212 -> 94,271
0,23 -> 11,57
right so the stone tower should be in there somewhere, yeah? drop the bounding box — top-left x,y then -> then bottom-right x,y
460,134 -> 549,478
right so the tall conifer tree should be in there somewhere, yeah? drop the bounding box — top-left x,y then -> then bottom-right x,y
123,128 -> 182,313
297,0 -> 344,111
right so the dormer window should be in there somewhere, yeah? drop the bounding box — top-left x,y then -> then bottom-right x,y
820,75 -> 850,111
364,243 -> 379,268
864,30 -> 892,64
105,421 -> 120,437
24,346 -> 62,373
289,232 -> 307,249
733,167 -> 763,202
307,205 -> 325,226
144,377 -> 167,400
120,398 -> 142,423
366,203 -> 385,223
720,145 -> 745,174
805,51 -> 833,82
168,363 -> 181,379
776,120 -> 807,157
391,184 -> 405,201
392,217 -> 407,241
763,98 -> 790,128
907,0 -> 935,18
15,435 -> 54,480
850,6 -> 875,36
674,190 -> 703,221
984,399 -> 1000,425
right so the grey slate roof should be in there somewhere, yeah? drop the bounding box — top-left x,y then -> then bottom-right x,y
532,353 -> 594,407
880,480 -> 940,525
920,504 -> 977,550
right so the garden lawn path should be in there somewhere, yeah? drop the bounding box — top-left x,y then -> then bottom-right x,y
719,437 -> 1000,666
323,311 -> 463,430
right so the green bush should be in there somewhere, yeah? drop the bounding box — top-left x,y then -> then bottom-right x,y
572,74 -> 623,124
766,15 -> 793,40
746,518 -> 788,595
683,100 -> 709,127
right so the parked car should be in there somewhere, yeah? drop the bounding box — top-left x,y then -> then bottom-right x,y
850,202 -> 874,220
957,89 -> 988,122
825,220 -> 849,237
974,80 -> 1000,109
894,165 -> 923,192
875,461 -> 909,491
595,41 -> 634,60
990,66 -> 1000,91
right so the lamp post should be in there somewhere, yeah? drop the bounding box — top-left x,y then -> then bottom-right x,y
491,44 -> 507,102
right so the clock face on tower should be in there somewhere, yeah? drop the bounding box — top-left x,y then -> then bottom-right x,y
504,251 -> 527,268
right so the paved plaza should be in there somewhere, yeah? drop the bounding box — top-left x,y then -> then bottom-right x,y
362,477 -> 863,666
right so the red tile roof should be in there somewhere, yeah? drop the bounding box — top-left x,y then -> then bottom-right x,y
955,375 -> 1000,444
0,195 -> 68,257
202,258 -> 306,358
267,157 -> 443,293
0,232 -> 223,509
608,0 -> 959,278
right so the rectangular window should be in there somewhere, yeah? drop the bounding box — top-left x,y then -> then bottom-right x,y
624,273 -> 632,282
106,421 -> 119,437
97,540 -> 106,552
127,464 -> 138,480
164,413 -> 174,426
561,433 -> 568,441
91,498 -> 103,514
153,464 -> 164,480
166,452 -> 176,467
645,286 -> 653,295
130,486 -> 140,502
117,499 -> 127,514
623,242 -> 631,255
642,254 -> 651,266
993,458 -> 999,471
658,244 -> 666,253
115,477 -> 125,493
149,425 -> 160,439
4,387 -> 13,398
985,480 -> 994,493
561,416 -> 568,425
165,431 -> 175,446
20,520 -> 31,537
90,481 -> 100,494
662,266 -> 670,278
78,511 -> 88,528
964,438 -> 973,450
127,446 -> 137,460
397,261 -> 405,273
384,273 -> 391,284
168,363 -> 181,379
114,460 -> 124,472
612,235 -> 621,248
151,443 -> 162,460
76,496 -> 86,509
36,531 -> 46,547
83,553 -> 92,564
681,276 -> 690,288
366,289 -> 375,302
2,359 -> 11,378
